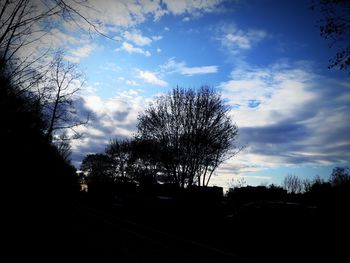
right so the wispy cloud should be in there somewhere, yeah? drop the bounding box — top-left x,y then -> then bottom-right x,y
116,42 -> 151,56
123,30 -> 152,46
137,70 -> 168,86
65,44 -> 96,62
119,30 -> 162,49
126,79 -> 139,86
219,62 -> 350,167
163,0 -> 223,15
218,24 -> 267,54
152,35 -> 163,41
180,66 -> 218,75
161,58 -> 218,76
74,0 -> 224,32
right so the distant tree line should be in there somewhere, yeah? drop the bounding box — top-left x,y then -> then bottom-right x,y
81,86 -> 241,189
283,167 -> 350,194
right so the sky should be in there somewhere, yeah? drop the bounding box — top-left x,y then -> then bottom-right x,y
29,0 -> 350,187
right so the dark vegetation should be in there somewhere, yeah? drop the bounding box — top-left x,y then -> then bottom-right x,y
0,0 -> 90,258
0,57 -> 78,258
312,0 -> 350,73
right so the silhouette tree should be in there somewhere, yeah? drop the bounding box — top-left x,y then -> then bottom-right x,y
283,174 -> 303,194
137,86 -> 240,188
42,52 -> 89,142
302,175 -> 324,193
127,138 -> 160,185
55,131 -> 72,161
80,153 -> 112,183
102,137 -> 160,185
105,138 -> 132,182
312,0 -> 350,72
227,177 -> 247,189
329,166 -> 350,186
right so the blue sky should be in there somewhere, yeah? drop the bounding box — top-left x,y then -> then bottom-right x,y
36,0 -> 350,187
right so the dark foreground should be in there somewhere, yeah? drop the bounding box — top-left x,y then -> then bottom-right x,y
71,193 -> 348,262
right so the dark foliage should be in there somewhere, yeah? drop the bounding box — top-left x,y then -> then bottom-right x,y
80,153 -> 113,181
0,58 -> 78,256
330,166 -> 350,186
312,0 -> 350,72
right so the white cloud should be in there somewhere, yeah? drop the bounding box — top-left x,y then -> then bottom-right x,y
100,62 -> 122,73
163,0 -> 223,15
164,27 -> 170,31
157,48 -> 162,53
44,28 -> 82,47
225,33 -> 251,49
71,0 -> 223,33
181,65 -> 218,75
65,44 -> 96,62
70,89 -> 147,166
116,42 -> 151,56
123,30 -> 152,46
161,58 -> 218,76
220,65 -> 316,127
182,17 -> 190,22
126,79 -> 139,86
218,25 -> 267,53
121,30 -> 162,48
18,26 -> 87,61
152,35 -> 163,41
217,62 -> 350,179
137,70 -> 168,86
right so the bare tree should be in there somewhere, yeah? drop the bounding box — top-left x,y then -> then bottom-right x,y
0,0 -> 110,97
0,0 -> 101,63
302,178 -> 313,193
283,174 -> 303,194
227,177 -> 246,189
137,86 -> 241,188
55,131 -> 72,161
0,1 -> 97,146
42,52 -> 89,141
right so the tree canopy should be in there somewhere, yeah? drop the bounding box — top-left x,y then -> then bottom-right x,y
137,86 -> 240,188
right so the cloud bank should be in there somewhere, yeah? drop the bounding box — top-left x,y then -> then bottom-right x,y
215,62 -> 350,184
